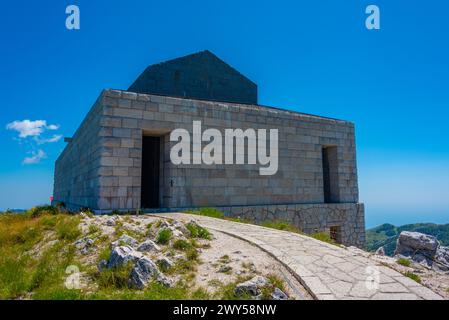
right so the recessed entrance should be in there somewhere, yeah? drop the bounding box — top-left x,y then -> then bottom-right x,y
322,146 -> 340,203
141,136 -> 161,208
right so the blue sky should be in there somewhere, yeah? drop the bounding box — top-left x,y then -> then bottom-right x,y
0,0 -> 448,227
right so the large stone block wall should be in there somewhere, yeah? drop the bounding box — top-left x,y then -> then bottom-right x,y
54,89 -> 365,246
53,96 -> 103,209
92,89 -> 359,210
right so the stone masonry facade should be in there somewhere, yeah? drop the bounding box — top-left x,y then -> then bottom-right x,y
54,51 -> 365,247
54,89 -> 365,247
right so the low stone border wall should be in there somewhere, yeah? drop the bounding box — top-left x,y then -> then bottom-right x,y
213,203 -> 365,248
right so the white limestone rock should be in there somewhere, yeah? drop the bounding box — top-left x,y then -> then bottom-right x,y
271,287 -> 288,300
157,257 -> 174,271
111,234 -> 138,249
235,276 -> 269,296
128,257 -> 160,289
108,245 -> 142,269
137,239 -> 160,252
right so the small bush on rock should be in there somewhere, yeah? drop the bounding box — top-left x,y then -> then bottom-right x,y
156,229 -> 172,245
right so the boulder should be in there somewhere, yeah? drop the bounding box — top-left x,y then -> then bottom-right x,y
75,237 -> 94,254
111,234 -> 138,249
394,231 -> 439,257
105,216 -> 118,226
394,231 -> 449,272
375,246 -> 385,256
97,259 -> 108,272
172,220 -> 191,237
235,276 -> 269,296
271,287 -> 288,300
128,257 -> 160,289
137,239 -> 161,252
156,274 -> 174,287
108,245 -> 142,269
435,246 -> 449,272
157,257 -> 174,271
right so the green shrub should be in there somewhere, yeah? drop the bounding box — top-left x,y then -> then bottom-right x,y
397,258 -> 412,267
186,222 -> 211,240
156,228 -> 172,244
186,247 -> 199,261
98,247 -> 112,262
173,239 -> 192,251
28,205 -> 59,218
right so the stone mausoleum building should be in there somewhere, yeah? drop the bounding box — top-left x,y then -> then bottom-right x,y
53,51 -> 365,247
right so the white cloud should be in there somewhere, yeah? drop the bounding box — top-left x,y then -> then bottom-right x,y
6,119 -> 62,165
6,120 -> 60,138
22,149 -> 46,165
47,124 -> 60,130
36,134 -> 63,144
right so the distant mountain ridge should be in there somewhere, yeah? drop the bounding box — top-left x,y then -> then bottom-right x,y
366,223 -> 449,256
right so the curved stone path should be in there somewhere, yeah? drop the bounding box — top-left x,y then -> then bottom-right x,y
155,213 -> 443,300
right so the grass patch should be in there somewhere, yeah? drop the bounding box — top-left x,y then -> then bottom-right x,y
404,271 -> 421,283
156,228 -> 172,244
95,263 -> 134,289
88,224 -> 101,235
191,287 -> 211,300
261,220 -> 300,233
0,213 -> 82,299
143,281 -> 190,300
56,217 -> 81,241
397,258 -> 412,267
186,207 -> 224,219
311,232 -> 337,245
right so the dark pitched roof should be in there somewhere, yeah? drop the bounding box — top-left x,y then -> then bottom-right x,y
128,50 -> 257,104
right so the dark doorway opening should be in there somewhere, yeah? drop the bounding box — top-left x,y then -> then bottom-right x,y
141,136 -> 161,208
322,146 -> 340,203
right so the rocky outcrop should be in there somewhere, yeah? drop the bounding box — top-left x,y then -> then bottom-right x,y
129,257 -> 160,289
108,245 -> 142,269
137,239 -> 160,252
111,234 -> 138,249
75,237 -> 94,255
235,276 -> 269,296
394,231 -> 449,272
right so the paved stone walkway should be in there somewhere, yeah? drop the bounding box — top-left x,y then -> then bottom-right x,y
155,213 -> 443,300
